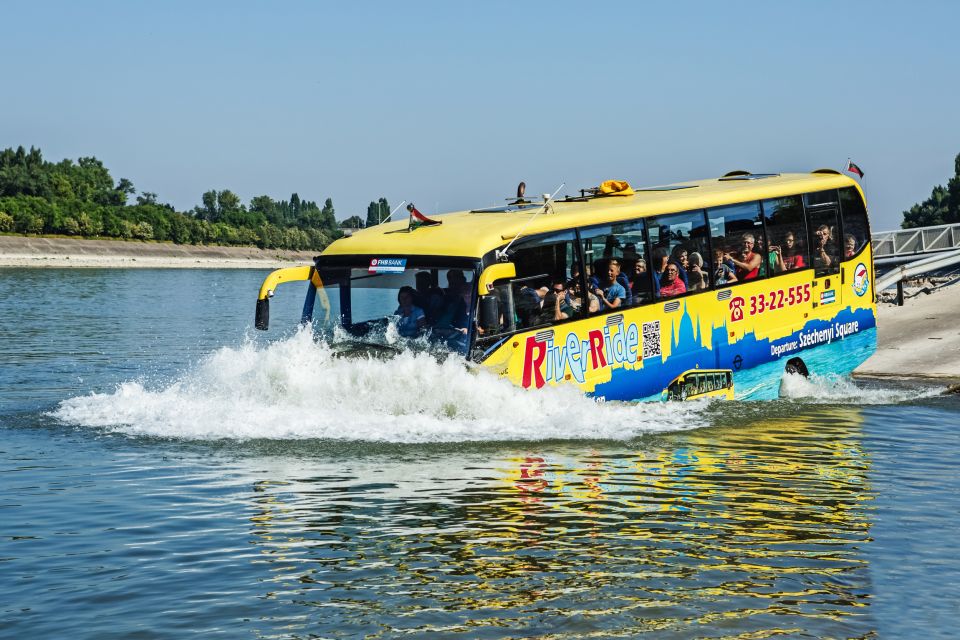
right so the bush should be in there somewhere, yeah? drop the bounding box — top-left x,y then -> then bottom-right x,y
62,217 -> 81,235
0,212 -> 13,232
132,222 -> 153,240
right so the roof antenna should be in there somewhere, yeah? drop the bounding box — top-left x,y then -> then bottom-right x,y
378,200 -> 407,224
496,183 -> 564,262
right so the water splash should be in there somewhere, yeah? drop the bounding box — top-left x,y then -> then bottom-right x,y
778,371 -> 942,404
53,329 -> 705,443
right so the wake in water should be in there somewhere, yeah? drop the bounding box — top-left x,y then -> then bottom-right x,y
53,329 -> 706,443
777,371 -> 943,404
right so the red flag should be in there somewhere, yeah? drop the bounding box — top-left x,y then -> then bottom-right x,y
845,160 -> 864,178
407,203 -> 441,229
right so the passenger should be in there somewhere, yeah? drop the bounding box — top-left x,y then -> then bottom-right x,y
669,245 -> 690,287
553,279 -> 576,318
592,258 -> 626,312
586,291 -> 601,314
844,233 -> 857,259
538,281 -> 576,324
630,258 -> 651,301
813,224 -> 836,268
687,252 -> 707,291
772,231 -> 806,272
652,247 -> 669,286
713,249 -> 737,285
394,286 -> 426,338
659,264 -> 687,298
516,283 -> 548,327
430,271 -> 472,350
726,232 -> 762,281
413,271 -> 444,322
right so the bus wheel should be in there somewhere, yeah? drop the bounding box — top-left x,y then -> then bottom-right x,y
785,357 -> 809,378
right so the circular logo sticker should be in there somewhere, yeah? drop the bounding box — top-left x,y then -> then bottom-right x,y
852,263 -> 869,297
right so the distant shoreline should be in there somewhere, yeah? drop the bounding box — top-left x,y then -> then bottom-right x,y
0,235 -> 316,269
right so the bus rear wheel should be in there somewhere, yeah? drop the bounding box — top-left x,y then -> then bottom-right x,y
785,357 -> 809,377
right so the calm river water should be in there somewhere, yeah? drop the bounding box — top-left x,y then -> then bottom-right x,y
1,268 -> 958,639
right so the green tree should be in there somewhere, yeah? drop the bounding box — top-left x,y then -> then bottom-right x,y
902,152 -> 960,228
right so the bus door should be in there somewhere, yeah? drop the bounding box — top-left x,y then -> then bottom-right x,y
804,191 -> 842,322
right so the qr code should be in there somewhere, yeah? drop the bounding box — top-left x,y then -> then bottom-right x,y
642,321 -> 661,359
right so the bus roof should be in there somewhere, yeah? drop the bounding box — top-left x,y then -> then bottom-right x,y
323,172 -> 863,259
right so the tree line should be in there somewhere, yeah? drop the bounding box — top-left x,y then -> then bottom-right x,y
0,146 -> 366,251
901,152 -> 960,228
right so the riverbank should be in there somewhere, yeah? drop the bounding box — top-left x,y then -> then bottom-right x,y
855,282 -> 960,383
0,235 -> 316,269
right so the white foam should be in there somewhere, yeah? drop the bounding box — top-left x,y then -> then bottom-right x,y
778,371 -> 941,404
53,329 -> 705,443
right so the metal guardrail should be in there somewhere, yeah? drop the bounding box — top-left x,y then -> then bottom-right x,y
872,222 -> 960,259
874,248 -> 960,305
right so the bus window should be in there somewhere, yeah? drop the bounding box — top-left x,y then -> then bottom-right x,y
707,202 -> 765,284
839,187 -> 869,261
646,210 -> 709,298
580,219 -> 649,312
504,230 -> 581,331
762,195 -> 809,275
804,190 -> 841,275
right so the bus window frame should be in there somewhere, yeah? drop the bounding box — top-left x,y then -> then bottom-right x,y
473,230 -> 590,351
758,195 -> 814,281
838,186 -> 872,263
803,189 -> 843,277
578,218 -> 654,315
646,208 -> 712,301
707,201 -> 769,291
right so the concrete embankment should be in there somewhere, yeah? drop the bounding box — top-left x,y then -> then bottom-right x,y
854,283 -> 960,383
0,235 -> 316,268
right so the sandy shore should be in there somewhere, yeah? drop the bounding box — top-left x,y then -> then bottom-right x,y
0,235 -> 316,269
855,283 -> 960,382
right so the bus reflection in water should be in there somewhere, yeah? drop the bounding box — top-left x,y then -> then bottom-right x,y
664,370 -> 734,401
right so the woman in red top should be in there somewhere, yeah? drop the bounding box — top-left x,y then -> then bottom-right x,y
726,233 -> 762,281
659,264 -> 687,298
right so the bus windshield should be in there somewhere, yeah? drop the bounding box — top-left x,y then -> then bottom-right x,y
307,257 -> 480,355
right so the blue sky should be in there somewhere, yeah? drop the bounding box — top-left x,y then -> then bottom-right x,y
2,1 -> 957,230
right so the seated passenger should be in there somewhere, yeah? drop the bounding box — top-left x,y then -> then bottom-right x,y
844,233 -> 857,259
552,279 -> 576,319
651,247 -> 669,293
630,258 -> 652,301
669,245 -> 690,288
592,259 -> 626,312
516,283 -> 547,327
772,231 -> 805,272
687,252 -> 707,291
413,271 -> 444,323
659,264 -> 687,298
727,233 -> 762,281
394,286 -> 426,338
812,224 -> 837,268
713,249 -> 737,285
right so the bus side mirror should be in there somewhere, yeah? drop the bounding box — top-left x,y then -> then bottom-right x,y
477,262 -> 516,296
255,298 -> 270,330
479,295 -> 500,334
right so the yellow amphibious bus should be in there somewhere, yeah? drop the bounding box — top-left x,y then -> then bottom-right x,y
255,170 -> 876,401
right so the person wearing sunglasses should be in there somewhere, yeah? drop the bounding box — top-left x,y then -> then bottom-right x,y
659,263 -> 687,299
